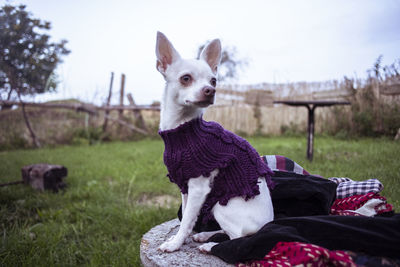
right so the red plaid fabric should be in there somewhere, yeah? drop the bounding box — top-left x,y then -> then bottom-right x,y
237,241 -> 356,267
330,192 -> 393,216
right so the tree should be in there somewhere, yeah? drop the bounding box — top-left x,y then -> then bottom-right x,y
0,4 -> 70,147
197,42 -> 247,82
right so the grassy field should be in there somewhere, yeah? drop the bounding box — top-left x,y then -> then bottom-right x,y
1,136 -> 399,266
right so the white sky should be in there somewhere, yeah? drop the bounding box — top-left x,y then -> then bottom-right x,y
9,0 -> 400,104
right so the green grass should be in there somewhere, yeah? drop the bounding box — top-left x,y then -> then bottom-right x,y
0,136 -> 399,266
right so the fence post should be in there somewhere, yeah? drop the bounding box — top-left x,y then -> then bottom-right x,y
102,72 -> 114,132
119,73 -> 126,120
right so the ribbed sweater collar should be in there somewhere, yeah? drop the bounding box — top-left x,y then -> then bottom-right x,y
159,116 -> 202,134
158,117 -> 204,142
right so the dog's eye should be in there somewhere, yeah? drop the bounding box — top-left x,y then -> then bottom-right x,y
210,78 -> 217,87
180,74 -> 192,85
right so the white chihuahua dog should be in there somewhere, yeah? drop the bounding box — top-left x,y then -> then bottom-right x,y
156,32 -> 274,253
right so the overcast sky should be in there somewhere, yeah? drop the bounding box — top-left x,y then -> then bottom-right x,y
9,0 -> 400,104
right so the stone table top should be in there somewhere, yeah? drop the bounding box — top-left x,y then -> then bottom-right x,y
140,219 -> 233,267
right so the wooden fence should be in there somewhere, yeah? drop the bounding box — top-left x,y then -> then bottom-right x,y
1,77 -> 399,147
0,73 -> 160,147
205,81 -> 400,135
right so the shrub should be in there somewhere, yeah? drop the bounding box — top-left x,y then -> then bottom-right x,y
330,57 -> 400,137
70,127 -> 103,145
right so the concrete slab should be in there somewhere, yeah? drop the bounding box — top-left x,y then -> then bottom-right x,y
140,219 -> 233,267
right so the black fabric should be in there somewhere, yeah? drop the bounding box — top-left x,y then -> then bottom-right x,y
347,251 -> 400,267
211,214 -> 400,264
178,171 -> 338,232
207,233 -> 230,243
270,171 -> 337,218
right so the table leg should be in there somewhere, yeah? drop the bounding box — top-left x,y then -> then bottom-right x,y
307,105 -> 315,161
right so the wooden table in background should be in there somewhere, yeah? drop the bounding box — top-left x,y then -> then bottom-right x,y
273,100 -> 351,161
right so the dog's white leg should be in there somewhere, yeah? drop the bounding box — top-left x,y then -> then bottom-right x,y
159,170 -> 218,252
193,230 -> 224,243
159,176 -> 211,252
181,193 -> 188,215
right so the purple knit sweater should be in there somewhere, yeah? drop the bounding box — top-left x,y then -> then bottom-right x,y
159,117 -> 274,223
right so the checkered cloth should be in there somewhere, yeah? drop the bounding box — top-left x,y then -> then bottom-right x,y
262,155 -> 310,176
329,177 -> 352,184
329,178 -> 383,199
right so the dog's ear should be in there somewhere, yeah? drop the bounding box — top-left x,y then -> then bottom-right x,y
156,32 -> 181,75
199,39 -> 222,74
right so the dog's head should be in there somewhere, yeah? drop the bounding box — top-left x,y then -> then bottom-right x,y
156,32 -> 221,108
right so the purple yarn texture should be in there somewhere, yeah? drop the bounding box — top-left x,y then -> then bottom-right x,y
159,117 -> 274,222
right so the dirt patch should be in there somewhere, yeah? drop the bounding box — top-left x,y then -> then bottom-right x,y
137,194 -> 179,209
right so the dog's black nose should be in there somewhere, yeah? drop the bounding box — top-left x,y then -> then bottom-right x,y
202,86 -> 216,97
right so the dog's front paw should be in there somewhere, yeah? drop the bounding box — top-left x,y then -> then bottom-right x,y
158,238 -> 183,252
198,242 -> 218,253
193,232 -> 212,243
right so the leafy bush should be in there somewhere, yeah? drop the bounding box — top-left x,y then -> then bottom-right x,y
330,57 -> 400,137
70,127 -> 103,145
